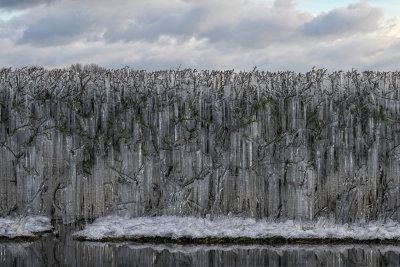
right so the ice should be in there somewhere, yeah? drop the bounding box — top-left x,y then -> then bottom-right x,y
0,216 -> 52,238
1,66 -> 400,224
73,215 -> 400,241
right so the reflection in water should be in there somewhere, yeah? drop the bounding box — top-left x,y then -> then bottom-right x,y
1,225 -> 400,266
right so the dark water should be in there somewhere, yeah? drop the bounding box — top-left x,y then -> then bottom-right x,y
2,225 -> 400,266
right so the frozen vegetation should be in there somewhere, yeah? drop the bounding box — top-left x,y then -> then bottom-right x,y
0,215 -> 52,239
73,215 -> 400,241
1,65 -> 400,228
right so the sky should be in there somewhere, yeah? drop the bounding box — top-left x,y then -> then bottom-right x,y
0,0 -> 399,71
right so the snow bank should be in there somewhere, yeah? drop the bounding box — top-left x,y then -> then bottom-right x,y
73,215 -> 400,241
0,216 -> 53,239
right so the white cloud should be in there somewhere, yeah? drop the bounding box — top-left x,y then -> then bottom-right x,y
297,2 -> 382,38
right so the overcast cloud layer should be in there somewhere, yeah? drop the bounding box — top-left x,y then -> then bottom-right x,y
0,0 -> 57,9
0,0 -> 399,71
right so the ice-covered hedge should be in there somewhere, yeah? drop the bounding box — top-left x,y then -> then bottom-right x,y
1,65 -> 400,223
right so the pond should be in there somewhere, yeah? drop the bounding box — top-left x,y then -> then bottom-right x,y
1,225 -> 400,266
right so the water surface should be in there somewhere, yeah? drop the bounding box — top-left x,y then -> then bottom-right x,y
1,225 -> 400,266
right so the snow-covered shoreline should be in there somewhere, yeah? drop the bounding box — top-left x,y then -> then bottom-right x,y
73,215 -> 400,242
0,216 -> 53,239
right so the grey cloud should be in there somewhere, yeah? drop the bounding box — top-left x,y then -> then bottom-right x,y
273,0 -> 295,9
0,0 -> 58,9
297,2 -> 383,37
102,0 -> 310,49
199,2 -> 310,48
202,15 -> 300,48
103,5 -> 204,43
17,12 -> 93,46
11,0 -> 305,49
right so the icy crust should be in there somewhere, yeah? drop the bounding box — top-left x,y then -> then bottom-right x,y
73,215 -> 400,242
0,216 -> 53,239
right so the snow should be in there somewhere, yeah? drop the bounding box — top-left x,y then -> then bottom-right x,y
0,216 -> 53,238
73,215 -> 400,241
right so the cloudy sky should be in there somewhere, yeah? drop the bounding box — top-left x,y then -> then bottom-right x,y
0,0 -> 399,71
